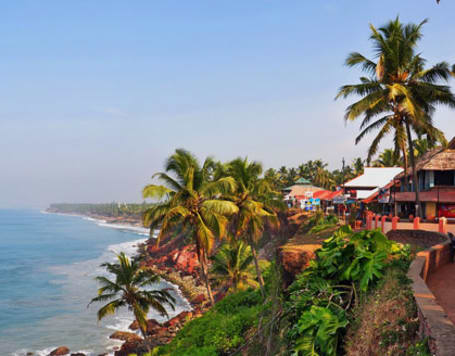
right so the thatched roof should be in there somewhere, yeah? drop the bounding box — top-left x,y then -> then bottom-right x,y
410,136 -> 455,172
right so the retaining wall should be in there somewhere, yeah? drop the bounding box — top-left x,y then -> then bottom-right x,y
407,234 -> 455,355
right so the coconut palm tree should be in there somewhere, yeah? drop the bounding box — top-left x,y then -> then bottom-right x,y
225,158 -> 282,297
89,252 -> 175,348
373,148 -> 402,167
142,149 -> 239,305
352,157 -> 365,176
313,167 -> 336,190
336,17 -> 455,216
211,240 -> 258,293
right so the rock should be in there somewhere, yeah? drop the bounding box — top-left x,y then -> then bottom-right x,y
114,341 -> 146,356
49,347 -> 70,356
109,331 -> 142,343
70,353 -> 86,356
26,353 -> 34,356
192,293 -> 206,304
129,318 -> 162,333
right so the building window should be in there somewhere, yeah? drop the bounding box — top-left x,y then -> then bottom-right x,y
434,171 -> 455,186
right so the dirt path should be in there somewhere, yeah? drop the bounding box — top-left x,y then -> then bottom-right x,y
427,262 -> 455,324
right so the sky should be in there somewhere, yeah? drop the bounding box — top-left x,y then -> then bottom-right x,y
1,0 -> 455,208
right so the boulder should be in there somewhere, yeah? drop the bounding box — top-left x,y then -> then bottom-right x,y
109,331 -> 142,343
114,341 -> 147,356
129,318 -> 162,333
70,353 -> 86,356
163,311 -> 191,328
49,347 -> 70,356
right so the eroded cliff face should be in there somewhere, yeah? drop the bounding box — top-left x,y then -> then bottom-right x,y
278,243 -> 321,287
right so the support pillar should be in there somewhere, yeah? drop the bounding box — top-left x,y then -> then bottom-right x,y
413,217 -> 420,230
439,217 -> 447,234
381,216 -> 386,233
392,216 -> 399,231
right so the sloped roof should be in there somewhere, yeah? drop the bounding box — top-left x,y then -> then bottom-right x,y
395,137 -> 455,177
344,167 -> 403,188
295,177 -> 312,185
285,185 -> 324,197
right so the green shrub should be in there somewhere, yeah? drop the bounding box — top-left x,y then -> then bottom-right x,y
157,289 -> 263,355
286,226 -> 410,355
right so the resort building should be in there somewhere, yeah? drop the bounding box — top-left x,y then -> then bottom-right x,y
394,137 -> 455,219
282,178 -> 324,209
343,167 -> 404,202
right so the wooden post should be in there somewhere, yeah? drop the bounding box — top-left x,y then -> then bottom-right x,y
375,214 -> 379,229
392,216 -> 399,231
439,217 -> 447,234
413,217 -> 420,230
381,216 -> 386,233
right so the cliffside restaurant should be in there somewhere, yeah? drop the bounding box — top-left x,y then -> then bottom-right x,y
393,137 -> 455,219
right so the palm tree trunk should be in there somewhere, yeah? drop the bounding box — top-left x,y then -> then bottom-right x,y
249,241 -> 265,297
401,144 -> 409,189
201,251 -> 215,306
405,119 -> 423,217
134,311 -> 152,353
195,240 -> 215,306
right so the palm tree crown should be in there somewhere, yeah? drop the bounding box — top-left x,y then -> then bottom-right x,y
89,252 -> 175,342
142,149 -> 239,305
336,17 -> 455,216
211,240 -> 258,292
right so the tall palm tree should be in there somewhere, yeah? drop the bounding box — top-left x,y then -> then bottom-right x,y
352,157 -> 365,176
142,149 -> 239,305
211,240 -> 258,293
226,158 -> 282,297
373,148 -> 402,167
336,17 -> 455,216
313,167 -> 335,190
89,253 -> 175,347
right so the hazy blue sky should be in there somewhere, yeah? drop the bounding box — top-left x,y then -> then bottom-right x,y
1,1 -> 455,208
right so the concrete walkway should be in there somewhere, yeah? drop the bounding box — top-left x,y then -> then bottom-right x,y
427,262 -> 455,325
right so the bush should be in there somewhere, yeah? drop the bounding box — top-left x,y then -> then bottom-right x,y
286,226 -> 410,356
157,289 -> 263,355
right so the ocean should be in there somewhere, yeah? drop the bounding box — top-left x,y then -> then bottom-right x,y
0,209 -> 190,356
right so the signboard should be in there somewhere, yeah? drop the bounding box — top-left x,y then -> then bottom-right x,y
439,204 -> 455,218
378,188 -> 391,204
332,195 -> 347,204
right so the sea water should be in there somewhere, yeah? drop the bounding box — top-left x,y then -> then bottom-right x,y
0,210 -> 190,356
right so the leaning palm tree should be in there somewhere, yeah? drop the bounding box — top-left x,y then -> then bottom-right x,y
211,240 -> 258,293
226,158 -> 282,297
142,149 -> 239,305
89,252 -> 175,348
336,17 -> 455,216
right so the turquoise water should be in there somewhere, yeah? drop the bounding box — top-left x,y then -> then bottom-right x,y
0,210 -> 189,356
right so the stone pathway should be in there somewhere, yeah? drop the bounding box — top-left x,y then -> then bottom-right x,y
427,262 -> 455,325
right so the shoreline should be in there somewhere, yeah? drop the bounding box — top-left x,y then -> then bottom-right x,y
43,208 -> 209,355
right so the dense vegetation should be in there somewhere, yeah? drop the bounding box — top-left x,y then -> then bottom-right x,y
285,226 -> 410,355
157,289 -> 264,356
139,225 -> 430,356
48,202 -> 153,217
